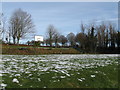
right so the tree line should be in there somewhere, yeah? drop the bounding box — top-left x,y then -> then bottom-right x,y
1,8 -> 120,53
27,22 -> 120,53
42,23 -> 120,52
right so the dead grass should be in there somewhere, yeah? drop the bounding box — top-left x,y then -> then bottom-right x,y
2,44 -> 80,55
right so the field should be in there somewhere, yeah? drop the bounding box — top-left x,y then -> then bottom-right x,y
0,54 -> 119,88
2,44 -> 80,55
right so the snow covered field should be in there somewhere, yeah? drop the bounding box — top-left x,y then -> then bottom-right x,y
0,54 -> 119,88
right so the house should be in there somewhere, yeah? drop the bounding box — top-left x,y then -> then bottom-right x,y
35,35 -> 43,42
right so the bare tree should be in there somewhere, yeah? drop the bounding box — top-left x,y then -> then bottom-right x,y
98,23 -> 106,47
46,25 -> 56,47
0,13 -> 6,42
76,22 -> 86,49
9,8 -> 34,44
59,35 -> 68,46
75,32 -> 87,49
53,29 -> 60,47
108,23 -> 116,48
0,13 -> 2,41
81,22 -> 85,34
67,32 -> 75,46
7,26 -> 12,43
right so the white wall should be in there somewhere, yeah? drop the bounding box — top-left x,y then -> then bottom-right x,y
35,36 -> 43,42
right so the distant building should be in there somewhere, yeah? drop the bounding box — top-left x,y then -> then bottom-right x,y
35,35 -> 43,42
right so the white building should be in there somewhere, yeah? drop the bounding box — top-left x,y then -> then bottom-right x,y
35,35 -> 44,42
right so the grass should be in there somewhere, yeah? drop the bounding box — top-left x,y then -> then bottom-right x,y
2,44 -> 80,55
1,55 -> 119,88
2,64 -> 118,88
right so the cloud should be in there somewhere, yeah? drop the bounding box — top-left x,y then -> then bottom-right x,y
95,18 -> 118,23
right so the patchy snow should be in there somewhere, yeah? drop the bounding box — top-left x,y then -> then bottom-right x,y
78,78 -> 85,82
12,78 -> 19,83
78,79 -> 83,82
91,75 -> 95,78
38,78 -> 41,81
60,76 -> 66,78
1,54 -> 118,88
14,74 -> 21,77
0,73 -> 2,76
1,83 -> 7,87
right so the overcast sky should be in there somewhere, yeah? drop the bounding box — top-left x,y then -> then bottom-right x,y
2,2 -> 118,43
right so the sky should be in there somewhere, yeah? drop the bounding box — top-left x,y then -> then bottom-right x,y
2,2 -> 118,43
1,0 -> 120,2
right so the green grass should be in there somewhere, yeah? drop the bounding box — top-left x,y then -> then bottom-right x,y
3,64 -> 118,88
1,55 -> 119,88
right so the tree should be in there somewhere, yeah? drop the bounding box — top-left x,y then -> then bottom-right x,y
67,32 -> 75,46
89,26 -> 97,52
81,23 -> 85,34
26,40 -> 30,45
0,13 -> 6,42
9,8 -> 34,44
116,31 -> 120,47
46,25 -> 56,47
86,23 -> 97,52
108,23 -> 116,48
7,26 -> 12,44
53,29 -> 60,47
75,32 -> 87,49
59,35 -> 68,46
0,13 -> 2,42
44,38 -> 49,46
98,23 -> 106,47
75,23 -> 87,49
